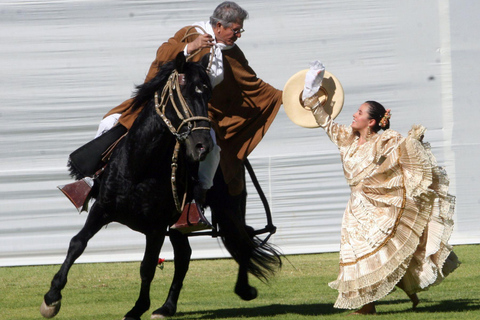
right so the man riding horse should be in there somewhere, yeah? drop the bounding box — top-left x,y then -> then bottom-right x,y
41,4 -> 283,318
94,1 -> 282,227
99,1 -> 282,211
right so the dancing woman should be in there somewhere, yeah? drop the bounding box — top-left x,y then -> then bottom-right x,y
302,63 -> 460,314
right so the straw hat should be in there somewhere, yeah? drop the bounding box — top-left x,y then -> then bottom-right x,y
283,69 -> 344,128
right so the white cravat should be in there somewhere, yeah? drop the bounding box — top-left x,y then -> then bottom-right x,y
182,22 -> 225,189
185,21 -> 234,88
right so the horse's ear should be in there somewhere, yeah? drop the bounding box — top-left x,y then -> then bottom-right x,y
200,53 -> 211,70
175,51 -> 186,73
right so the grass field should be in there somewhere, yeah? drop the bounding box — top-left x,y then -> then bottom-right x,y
1,244 -> 479,320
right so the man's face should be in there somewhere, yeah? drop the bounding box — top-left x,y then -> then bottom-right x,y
215,21 -> 244,46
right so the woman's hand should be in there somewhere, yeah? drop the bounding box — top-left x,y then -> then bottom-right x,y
302,60 -> 325,101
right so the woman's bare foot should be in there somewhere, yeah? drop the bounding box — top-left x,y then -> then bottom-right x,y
349,302 -> 376,315
409,293 -> 419,310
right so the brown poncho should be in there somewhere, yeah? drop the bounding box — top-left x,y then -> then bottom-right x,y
105,26 -> 282,194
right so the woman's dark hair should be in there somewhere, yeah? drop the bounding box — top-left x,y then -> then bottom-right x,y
365,100 -> 390,132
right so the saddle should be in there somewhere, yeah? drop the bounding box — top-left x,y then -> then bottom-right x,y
58,124 -> 128,212
58,125 -> 212,233
68,124 -> 128,180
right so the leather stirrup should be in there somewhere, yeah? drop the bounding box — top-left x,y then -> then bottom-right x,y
170,201 -> 212,234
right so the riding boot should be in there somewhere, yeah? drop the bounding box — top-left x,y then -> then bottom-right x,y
193,183 -> 208,207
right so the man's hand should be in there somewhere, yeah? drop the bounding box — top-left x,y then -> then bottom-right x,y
187,33 -> 214,54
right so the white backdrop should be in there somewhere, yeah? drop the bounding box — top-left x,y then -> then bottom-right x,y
1,0 -> 479,267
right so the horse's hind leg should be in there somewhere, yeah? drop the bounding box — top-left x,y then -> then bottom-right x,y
123,232 -> 165,320
210,166 -> 281,301
209,175 -> 259,301
219,193 -> 258,301
41,204 -> 110,318
235,248 -> 258,301
152,230 -> 192,318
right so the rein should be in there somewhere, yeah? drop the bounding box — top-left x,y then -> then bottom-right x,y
182,25 -> 215,72
154,69 -> 211,213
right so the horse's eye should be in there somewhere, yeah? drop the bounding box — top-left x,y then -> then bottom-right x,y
195,86 -> 203,94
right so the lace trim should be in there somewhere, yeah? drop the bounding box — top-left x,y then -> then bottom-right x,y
330,125 -> 458,309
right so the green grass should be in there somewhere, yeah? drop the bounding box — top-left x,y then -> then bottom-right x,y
1,245 -> 479,320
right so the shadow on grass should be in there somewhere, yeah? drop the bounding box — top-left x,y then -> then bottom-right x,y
378,298 -> 480,313
173,298 -> 480,319
174,303 -> 343,319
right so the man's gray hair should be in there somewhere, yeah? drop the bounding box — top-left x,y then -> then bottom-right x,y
210,1 -> 248,27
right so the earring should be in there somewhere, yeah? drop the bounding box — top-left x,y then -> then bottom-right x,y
367,126 -> 372,140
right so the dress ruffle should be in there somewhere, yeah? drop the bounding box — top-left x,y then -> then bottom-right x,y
329,125 -> 459,309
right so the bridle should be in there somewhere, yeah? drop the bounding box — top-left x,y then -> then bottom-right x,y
154,69 -> 211,213
154,70 -> 210,142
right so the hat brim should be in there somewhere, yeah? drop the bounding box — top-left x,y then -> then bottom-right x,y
283,69 -> 344,128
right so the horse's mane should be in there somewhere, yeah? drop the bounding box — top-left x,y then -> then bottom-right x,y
129,61 -> 176,112
130,53 -> 212,113
119,53 -> 213,178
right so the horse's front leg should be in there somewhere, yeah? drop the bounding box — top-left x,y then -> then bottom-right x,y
123,232 -> 165,320
41,204 -> 109,318
151,230 -> 192,318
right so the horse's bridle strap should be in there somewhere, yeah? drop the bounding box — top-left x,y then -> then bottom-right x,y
154,69 -> 211,213
154,70 -> 211,142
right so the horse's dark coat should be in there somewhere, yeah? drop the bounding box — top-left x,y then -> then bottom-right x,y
41,53 -> 281,320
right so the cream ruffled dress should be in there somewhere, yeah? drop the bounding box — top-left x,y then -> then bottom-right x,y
312,106 -> 460,309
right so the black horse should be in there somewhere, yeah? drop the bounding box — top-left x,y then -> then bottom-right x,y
41,52 -> 281,320
152,162 -> 280,318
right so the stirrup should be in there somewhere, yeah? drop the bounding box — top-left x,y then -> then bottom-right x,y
170,200 -> 212,234
57,177 -> 94,213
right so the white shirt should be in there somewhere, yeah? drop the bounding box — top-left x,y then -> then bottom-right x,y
184,21 -> 234,88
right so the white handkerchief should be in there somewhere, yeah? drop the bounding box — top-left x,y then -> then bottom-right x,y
192,21 -> 235,88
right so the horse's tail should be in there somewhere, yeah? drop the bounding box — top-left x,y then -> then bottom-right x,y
213,187 -> 282,282
247,232 -> 283,281
219,211 -> 282,282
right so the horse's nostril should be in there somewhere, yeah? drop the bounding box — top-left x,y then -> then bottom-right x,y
196,143 -> 206,153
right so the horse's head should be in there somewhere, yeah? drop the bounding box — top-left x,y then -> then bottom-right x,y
145,52 -> 213,162
173,52 -> 214,162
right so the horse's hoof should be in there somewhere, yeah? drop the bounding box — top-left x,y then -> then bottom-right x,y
40,299 -> 61,318
151,305 -> 176,318
235,285 -> 258,301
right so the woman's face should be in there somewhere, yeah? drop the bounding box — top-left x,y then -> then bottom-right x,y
352,103 -> 373,132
